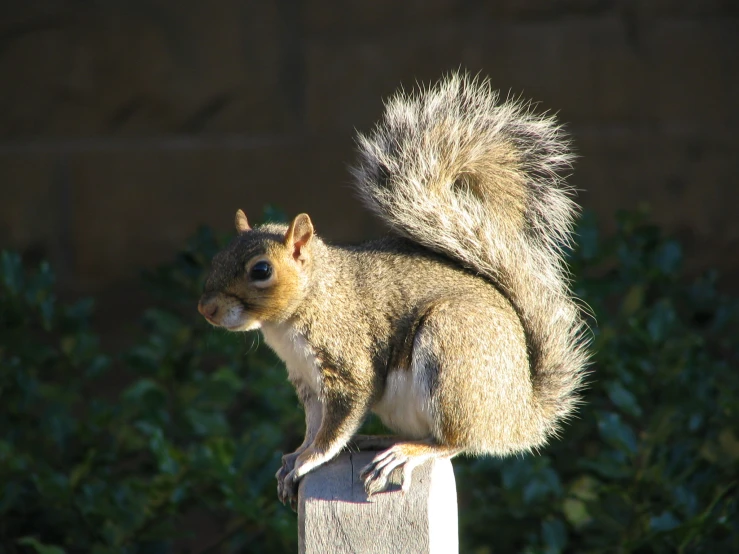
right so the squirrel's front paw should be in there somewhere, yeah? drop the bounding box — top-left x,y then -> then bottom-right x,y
275,452 -> 298,481
277,468 -> 300,511
275,451 -> 301,508
275,463 -> 289,484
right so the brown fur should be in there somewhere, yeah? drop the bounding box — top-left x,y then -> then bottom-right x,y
198,73 -> 590,506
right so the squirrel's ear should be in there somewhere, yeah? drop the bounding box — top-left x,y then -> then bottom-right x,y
284,213 -> 314,263
235,209 -> 251,233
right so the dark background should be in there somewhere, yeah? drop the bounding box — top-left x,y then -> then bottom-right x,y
1,0 -> 738,337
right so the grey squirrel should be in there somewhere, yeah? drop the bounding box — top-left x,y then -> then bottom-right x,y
198,73 -> 590,509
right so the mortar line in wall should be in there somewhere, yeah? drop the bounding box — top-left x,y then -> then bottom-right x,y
0,132 -> 337,155
0,124 -> 732,155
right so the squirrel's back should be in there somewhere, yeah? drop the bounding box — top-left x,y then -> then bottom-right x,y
351,73 -> 590,442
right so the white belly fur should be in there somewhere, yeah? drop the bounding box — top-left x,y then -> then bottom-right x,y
262,323 -> 433,439
373,368 -> 433,439
261,323 -> 323,395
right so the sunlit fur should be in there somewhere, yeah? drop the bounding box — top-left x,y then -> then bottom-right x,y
352,73 -> 591,439
199,224 -> 308,331
199,72 -> 591,501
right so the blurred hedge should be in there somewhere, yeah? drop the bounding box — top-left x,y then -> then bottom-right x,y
1,208 -> 737,554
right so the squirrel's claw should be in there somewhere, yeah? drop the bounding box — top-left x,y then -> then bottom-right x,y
276,450 -> 303,509
360,442 -> 460,497
276,451 -> 298,480
276,466 -> 300,511
360,445 -> 413,496
278,470 -> 300,510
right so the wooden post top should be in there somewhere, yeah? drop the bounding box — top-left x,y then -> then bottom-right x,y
298,450 -> 458,554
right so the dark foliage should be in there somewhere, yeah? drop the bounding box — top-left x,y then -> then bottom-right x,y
1,208 -> 737,553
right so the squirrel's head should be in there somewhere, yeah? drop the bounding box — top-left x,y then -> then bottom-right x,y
197,210 -> 315,331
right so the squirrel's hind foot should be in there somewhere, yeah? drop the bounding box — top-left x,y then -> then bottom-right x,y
359,440 -> 460,497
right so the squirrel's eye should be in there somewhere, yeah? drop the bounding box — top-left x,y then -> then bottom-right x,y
249,261 -> 273,281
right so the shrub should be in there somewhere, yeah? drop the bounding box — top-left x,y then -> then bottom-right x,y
1,208 -> 737,553
0,219 -> 300,553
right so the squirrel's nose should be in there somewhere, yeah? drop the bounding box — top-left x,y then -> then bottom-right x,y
198,300 -> 218,320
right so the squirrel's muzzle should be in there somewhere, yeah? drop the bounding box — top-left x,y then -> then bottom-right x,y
197,296 -> 219,322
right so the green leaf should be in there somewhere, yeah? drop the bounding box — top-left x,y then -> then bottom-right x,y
122,378 -> 168,410
605,381 -> 642,417
1,250 -> 24,293
620,285 -> 644,316
563,498 -> 591,529
650,511 -> 681,532
574,212 -> 599,261
568,476 -> 599,502
39,295 -> 55,330
64,297 -> 95,323
541,518 -> 567,554
597,411 -> 638,455
211,366 -> 244,390
653,240 -> 682,274
17,537 -> 67,554
185,408 -> 229,437
70,448 -> 97,489
86,355 -> 111,378
647,300 -> 677,342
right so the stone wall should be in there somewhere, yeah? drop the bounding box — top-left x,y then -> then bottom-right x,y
2,1 -> 738,300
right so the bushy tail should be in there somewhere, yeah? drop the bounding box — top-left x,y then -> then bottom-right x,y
351,73 -> 590,441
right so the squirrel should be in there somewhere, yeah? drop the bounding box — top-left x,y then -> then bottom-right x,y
198,73 -> 590,510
